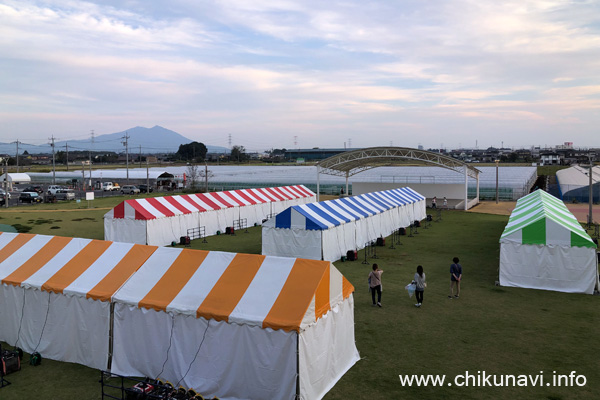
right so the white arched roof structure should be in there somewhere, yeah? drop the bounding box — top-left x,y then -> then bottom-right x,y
316,147 -> 481,210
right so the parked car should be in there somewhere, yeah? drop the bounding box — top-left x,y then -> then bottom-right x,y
0,189 -> 12,199
22,186 -> 44,194
47,185 -> 66,195
55,189 -> 76,200
121,185 -> 140,195
19,192 -> 43,203
0,194 -> 5,206
138,184 -> 153,193
102,182 -> 119,191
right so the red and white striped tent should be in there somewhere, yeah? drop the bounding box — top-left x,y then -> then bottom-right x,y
0,232 -> 358,400
104,185 -> 315,246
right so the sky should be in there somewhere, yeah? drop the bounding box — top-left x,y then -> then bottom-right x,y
1,0 -> 600,152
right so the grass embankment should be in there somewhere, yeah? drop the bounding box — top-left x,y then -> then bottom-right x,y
1,209 -> 599,399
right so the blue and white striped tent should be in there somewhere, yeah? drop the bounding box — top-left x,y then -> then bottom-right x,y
262,187 -> 426,261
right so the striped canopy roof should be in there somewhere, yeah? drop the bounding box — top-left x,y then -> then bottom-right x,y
0,233 -> 156,301
500,189 -> 596,248
105,185 -> 315,220
270,187 -> 425,230
0,232 -> 353,332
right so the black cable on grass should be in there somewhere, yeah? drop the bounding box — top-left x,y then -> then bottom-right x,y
176,319 -> 210,388
155,314 -> 176,381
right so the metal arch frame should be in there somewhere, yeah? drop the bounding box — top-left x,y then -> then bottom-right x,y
315,147 -> 481,210
317,147 -> 479,179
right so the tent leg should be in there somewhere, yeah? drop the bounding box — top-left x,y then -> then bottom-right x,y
107,302 -> 115,372
296,331 -> 300,399
464,165 -> 468,211
316,166 -> 320,202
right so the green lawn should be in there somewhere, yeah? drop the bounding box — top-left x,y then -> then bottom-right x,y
1,209 -> 599,399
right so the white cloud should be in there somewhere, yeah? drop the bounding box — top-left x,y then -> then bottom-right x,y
1,0 -> 600,149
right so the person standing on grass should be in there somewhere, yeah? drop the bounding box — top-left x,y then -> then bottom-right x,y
369,263 -> 383,307
449,257 -> 462,299
414,265 -> 426,307
431,196 -> 437,209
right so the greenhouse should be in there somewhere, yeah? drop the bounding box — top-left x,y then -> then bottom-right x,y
26,165 -> 537,200
556,165 -> 600,203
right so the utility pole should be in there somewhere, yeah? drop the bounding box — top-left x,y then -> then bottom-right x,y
49,135 -> 56,184
122,132 -> 130,184
65,142 -> 69,171
2,158 -> 8,208
13,140 -> 20,173
205,162 -> 208,193
588,152 -> 594,228
495,159 -> 500,204
139,145 -> 142,168
89,130 -> 94,190
146,156 -> 150,195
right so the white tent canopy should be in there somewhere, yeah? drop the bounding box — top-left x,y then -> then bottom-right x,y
262,187 -> 426,261
104,185 -> 316,246
0,232 -> 358,399
0,172 -> 31,189
499,189 -> 598,294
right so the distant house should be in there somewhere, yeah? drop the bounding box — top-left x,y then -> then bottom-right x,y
540,152 -> 561,165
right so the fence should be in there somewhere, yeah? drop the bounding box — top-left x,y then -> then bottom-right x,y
187,226 -> 206,242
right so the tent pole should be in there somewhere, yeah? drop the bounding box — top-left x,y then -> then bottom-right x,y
296,331 -> 300,399
476,171 -> 480,205
464,165 -> 468,211
316,166 -> 320,202
107,302 -> 115,372
345,171 -> 349,196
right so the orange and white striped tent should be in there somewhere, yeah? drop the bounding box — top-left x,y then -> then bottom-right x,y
0,232 -> 156,370
0,232 -> 359,400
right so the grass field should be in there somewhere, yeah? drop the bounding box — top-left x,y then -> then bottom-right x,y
1,207 -> 599,399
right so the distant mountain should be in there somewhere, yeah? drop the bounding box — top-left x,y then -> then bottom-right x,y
0,126 -> 229,155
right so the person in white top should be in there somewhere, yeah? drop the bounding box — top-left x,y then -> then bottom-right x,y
368,264 -> 383,307
413,265 -> 426,307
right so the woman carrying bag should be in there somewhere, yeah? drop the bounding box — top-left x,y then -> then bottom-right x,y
414,265 -> 426,307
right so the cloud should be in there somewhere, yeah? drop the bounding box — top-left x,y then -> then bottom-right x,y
1,0 -> 600,149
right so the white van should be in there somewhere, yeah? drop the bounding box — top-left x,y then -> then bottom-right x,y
102,182 -> 117,191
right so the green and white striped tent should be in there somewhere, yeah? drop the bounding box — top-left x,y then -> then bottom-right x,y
499,189 -> 598,294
